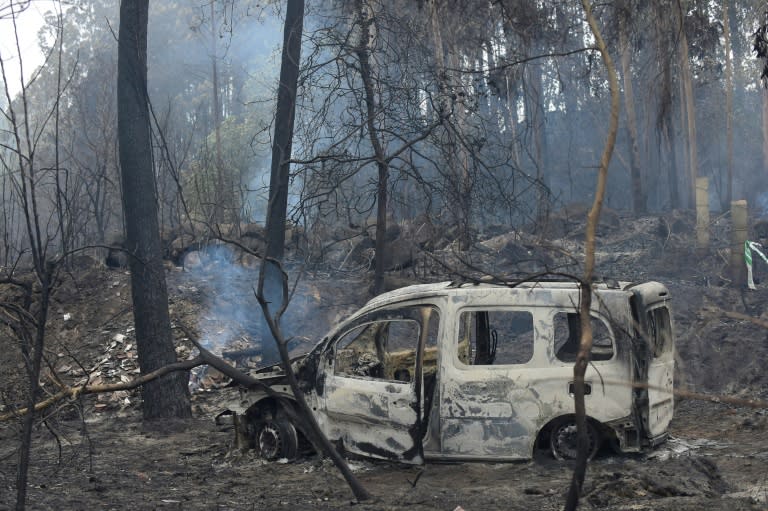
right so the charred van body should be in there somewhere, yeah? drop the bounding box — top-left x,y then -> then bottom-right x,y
231,280 -> 675,463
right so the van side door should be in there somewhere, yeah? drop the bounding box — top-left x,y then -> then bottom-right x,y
320,305 -> 439,463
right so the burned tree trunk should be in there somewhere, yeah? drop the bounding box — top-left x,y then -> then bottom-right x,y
354,1 -> 390,295
262,0 -> 304,361
117,0 -> 190,420
265,0 -> 304,264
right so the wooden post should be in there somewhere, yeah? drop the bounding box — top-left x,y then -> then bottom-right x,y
695,177 -> 709,253
731,200 -> 748,287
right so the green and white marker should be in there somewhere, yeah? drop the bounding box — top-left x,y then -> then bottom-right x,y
745,240 -> 768,290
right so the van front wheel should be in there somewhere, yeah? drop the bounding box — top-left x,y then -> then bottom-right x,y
549,418 -> 601,461
256,418 -> 299,460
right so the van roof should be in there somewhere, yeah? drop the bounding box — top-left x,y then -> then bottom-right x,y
363,279 -> 643,310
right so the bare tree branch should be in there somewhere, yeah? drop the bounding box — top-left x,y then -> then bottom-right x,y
255,258 -> 372,502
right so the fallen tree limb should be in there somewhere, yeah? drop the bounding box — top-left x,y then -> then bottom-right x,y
1,320 -> 308,424
178,324 -> 264,388
256,257 -> 372,502
0,357 -> 203,421
601,379 -> 768,409
720,309 -> 768,330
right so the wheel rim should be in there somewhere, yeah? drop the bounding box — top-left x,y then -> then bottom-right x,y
551,420 -> 598,460
258,423 -> 283,459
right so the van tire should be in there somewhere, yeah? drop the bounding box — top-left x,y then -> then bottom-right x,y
256,418 -> 299,460
549,417 -> 601,461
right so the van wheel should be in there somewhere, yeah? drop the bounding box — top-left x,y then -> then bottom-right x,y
257,418 -> 299,460
549,418 -> 601,461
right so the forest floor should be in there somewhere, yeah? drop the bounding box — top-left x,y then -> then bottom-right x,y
1,397 -> 767,510
2,208 -> 768,510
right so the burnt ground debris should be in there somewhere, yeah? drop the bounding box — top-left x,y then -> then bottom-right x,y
2,209 -> 768,510
0,400 -> 765,510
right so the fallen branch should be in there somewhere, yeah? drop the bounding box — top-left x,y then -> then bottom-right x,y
0,357 -> 203,421
256,257 -> 372,502
1,322 -> 285,423
601,379 -> 768,409
177,323 -> 277,390
720,309 -> 768,330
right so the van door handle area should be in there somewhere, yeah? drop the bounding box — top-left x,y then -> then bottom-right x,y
568,382 -> 592,396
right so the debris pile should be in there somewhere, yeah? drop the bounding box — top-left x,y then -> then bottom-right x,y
53,329 -> 140,412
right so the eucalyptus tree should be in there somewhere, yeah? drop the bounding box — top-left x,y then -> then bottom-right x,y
719,0 -> 766,209
724,0 -> 734,208
614,0 -> 646,214
675,0 -> 745,210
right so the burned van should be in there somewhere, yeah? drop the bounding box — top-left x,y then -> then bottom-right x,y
234,280 -> 674,463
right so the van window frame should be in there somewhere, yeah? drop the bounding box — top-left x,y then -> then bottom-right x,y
330,304 -> 440,383
551,310 -> 617,365
646,305 -> 673,358
454,306 -> 537,369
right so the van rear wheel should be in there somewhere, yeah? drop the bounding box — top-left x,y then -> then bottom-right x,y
549,418 -> 601,461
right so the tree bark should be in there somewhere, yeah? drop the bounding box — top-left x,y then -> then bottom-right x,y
262,0 -> 304,361
618,6 -> 645,214
763,88 -> 768,183
210,1 -> 226,224
427,0 -> 473,249
723,0 -> 734,209
265,0 -> 304,263
117,0 -> 190,420
678,3 -> 698,209
652,0 -> 679,209
500,17 -> 522,170
528,57 -> 548,226
566,1 -> 620,509
15,266 -> 51,511
354,0 -> 390,294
